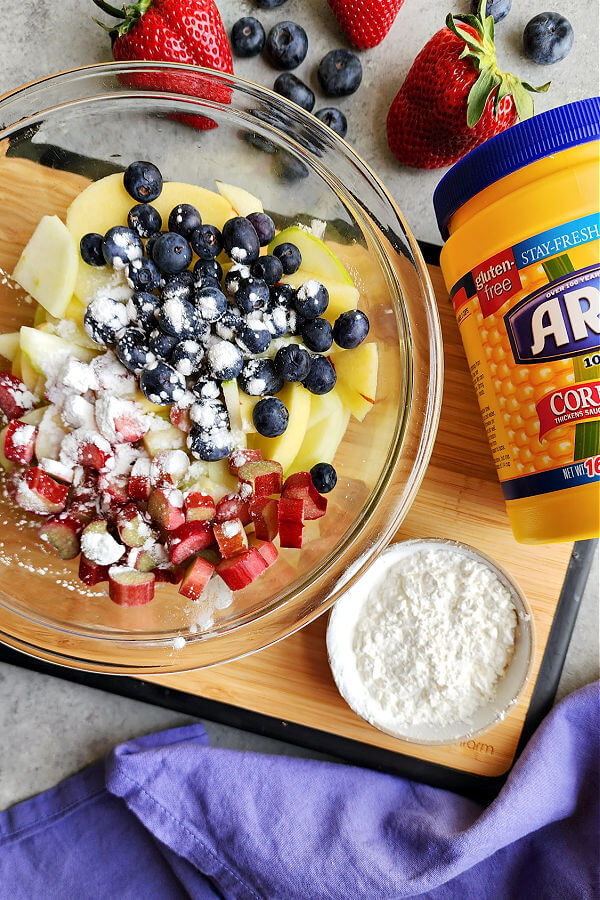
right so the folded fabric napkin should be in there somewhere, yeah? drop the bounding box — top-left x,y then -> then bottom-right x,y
0,681 -> 597,899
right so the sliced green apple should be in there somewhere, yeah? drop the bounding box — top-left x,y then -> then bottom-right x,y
215,181 -> 263,217
0,332 -> 20,362
35,406 -> 68,461
330,343 -> 378,403
207,460 -> 238,494
134,390 -> 171,419
222,379 -> 247,447
12,215 -> 78,318
291,389 -> 349,472
143,419 -> 187,457
19,326 -> 96,376
248,381 -> 311,473
268,227 -> 354,285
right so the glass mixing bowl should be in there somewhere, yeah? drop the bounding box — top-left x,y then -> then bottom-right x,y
0,63 -> 443,673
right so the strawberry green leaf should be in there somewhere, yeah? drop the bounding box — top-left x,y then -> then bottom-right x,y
467,68 -> 501,127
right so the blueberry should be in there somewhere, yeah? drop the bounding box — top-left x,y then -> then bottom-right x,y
301,317 -> 333,353
318,49 -> 362,97
156,297 -> 200,338
170,340 -> 204,376
123,161 -> 163,202
253,396 -> 289,437
231,16 -> 265,57
191,375 -> 221,400
102,226 -> 144,269
310,462 -> 337,493
139,359 -> 186,405
302,354 -> 336,394
145,231 -> 160,262
251,254 -> 284,286
216,309 -> 244,341
273,73 -> 315,112
127,203 -> 162,239
263,305 -> 289,338
470,0 -> 512,22
194,258 -> 223,284
274,344 -> 311,382
189,398 -> 229,431
314,107 -> 348,138
236,320 -> 272,355
80,233 -> 105,267
222,217 -> 260,264
295,280 -> 328,319
287,308 -> 305,336
167,203 -> 202,240
190,224 -> 223,260
266,21 -> 308,70
274,149 -> 309,182
187,425 -> 233,462
256,0 -> 287,7
115,328 -> 156,373
195,285 -> 228,323
149,328 -> 179,359
272,242 -> 301,274
333,309 -> 370,349
246,212 -> 275,246
236,277 -> 270,314
126,256 -> 161,292
224,263 -> 252,295
152,232 -> 193,274
239,358 -> 283,396
523,12 -> 574,64
83,296 -> 129,346
162,271 -> 195,304
270,282 -> 297,306
207,340 -> 244,380
127,290 -> 160,328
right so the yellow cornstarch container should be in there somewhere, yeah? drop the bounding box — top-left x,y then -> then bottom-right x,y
434,98 -> 600,543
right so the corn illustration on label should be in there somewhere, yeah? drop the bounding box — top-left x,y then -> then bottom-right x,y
450,213 -> 600,503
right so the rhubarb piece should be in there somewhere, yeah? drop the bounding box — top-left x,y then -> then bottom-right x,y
216,547 -> 267,591
153,565 -> 185,584
128,457 -> 152,501
170,402 -> 192,433
278,496 -> 305,549
108,567 -> 155,606
39,513 -> 82,560
39,459 -> 75,483
15,467 -> 69,515
80,520 -> 125,566
248,536 -> 279,568
213,518 -> 248,559
61,430 -> 113,471
249,496 -> 279,542
148,488 -> 185,531
179,556 -> 216,601
150,449 -> 190,487
278,520 -> 304,549
127,542 -> 168,573
0,372 -> 35,419
214,493 -> 251,525
238,459 -> 283,496
116,503 -> 155,548
184,491 -> 216,522
228,448 -> 262,475
3,419 -> 37,465
79,555 -> 109,586
113,409 -> 148,442
167,521 -> 215,566
282,471 -> 328,520
98,473 -> 130,504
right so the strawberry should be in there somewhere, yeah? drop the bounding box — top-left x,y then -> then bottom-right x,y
93,0 -> 233,130
327,0 -> 404,50
386,0 -> 550,169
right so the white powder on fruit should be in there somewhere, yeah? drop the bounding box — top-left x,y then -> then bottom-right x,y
81,530 -> 125,566
9,423 -> 35,447
221,519 -> 241,538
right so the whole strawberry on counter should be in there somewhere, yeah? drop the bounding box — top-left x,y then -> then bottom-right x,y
327,0 -> 405,49
387,0 -> 550,168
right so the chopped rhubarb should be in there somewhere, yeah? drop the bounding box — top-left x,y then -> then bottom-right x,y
128,457 -> 152,501
78,556 -> 109,586
39,513 -> 82,560
80,519 -> 125,566
216,547 -> 267,591
278,520 -> 304,549
39,459 -> 75,484
113,409 -> 148,443
150,449 -> 190,487
282,472 -> 328,520
116,503 -> 155,548
127,542 -> 167,573
0,372 -> 35,419
214,493 -> 251,525
98,473 -> 129,505
148,488 -> 185,531
249,496 -> 279,542
213,518 -> 248,559
228,448 -> 262,476
167,521 -> 216,566
178,556 -> 215,601
4,419 -> 37,465
248,536 -> 279,568
16,467 -> 69,515
78,439 -> 112,471
184,491 -> 216,522
170,403 -> 192,433
153,565 -> 185,584
278,497 -> 305,549
108,567 -> 155,606
238,459 -> 283,496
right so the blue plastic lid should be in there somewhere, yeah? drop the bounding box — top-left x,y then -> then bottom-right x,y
433,97 -> 600,240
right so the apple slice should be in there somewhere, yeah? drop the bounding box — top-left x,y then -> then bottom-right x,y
167,521 -> 216,565
215,181 -> 263,216
39,513 -> 82,559
269,227 -> 353,285
221,379 -> 246,445
216,547 -> 267,591
12,216 -> 78,318
248,381 -> 311,473
35,406 -> 69,462
19,326 -> 95,377
143,420 -> 187,457
213,518 -> 248,559
108,567 -> 156,606
0,333 -> 21,363
329,342 -> 378,418
179,556 -> 216,601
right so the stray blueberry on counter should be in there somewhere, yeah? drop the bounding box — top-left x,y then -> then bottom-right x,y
126,256 -> 161,292
273,73 -> 315,112
274,149 -> 309,182
301,317 -> 333,353
156,296 -> 200,339
168,203 -> 202,239
270,282 -> 297,306
266,21 -> 308,70
83,296 -> 129,346
187,425 -> 233,462
162,271 -> 195,304
149,328 -> 179,359
318,49 -> 363,97
231,16 -> 265,57
207,340 -> 244,380
127,203 -> 162,239
251,254 -> 284,286
152,232 -> 193,275
253,396 -> 289,437
310,462 -> 337,493
274,344 -> 312,382
102,226 -> 144,269
80,233 -> 105,267
470,0 -> 511,22
195,285 -> 228,323
222,217 -> 260,264
236,277 -> 270,314
170,340 -> 204,377
239,357 -> 283,396
333,309 -> 370,349
224,263 -> 252,295
523,12 -> 574,64
272,242 -> 301,274
115,328 -> 156,373
302,354 -> 336,394
237,320 -> 272,355
246,212 -> 276,246
139,359 -> 186,405
295,280 -> 329,318
127,290 -> 160,328
314,107 -> 348,138
190,224 -> 224,260
194,258 -> 223,284
123,160 -> 163,202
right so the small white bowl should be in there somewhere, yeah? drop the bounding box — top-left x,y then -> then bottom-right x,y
326,538 -> 535,746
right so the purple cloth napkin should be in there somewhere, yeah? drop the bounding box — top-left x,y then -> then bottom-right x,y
1,681 -> 598,899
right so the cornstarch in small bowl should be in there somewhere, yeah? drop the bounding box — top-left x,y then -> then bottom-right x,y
327,539 -> 534,745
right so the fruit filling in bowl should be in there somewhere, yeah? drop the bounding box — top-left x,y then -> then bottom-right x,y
0,161 -> 378,610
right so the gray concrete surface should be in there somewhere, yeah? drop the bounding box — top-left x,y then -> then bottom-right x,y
0,0 -> 598,810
